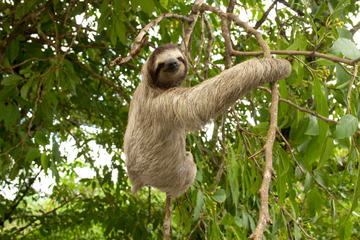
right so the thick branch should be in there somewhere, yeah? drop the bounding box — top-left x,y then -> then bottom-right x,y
194,3 -> 271,57
232,49 -> 360,65
249,83 -> 279,239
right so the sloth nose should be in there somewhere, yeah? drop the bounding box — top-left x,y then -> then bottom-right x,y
165,59 -> 179,72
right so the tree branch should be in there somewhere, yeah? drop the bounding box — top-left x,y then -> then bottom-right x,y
232,49 -> 360,65
0,172 -> 40,227
163,194 -> 172,240
68,55 -> 130,103
110,13 -> 193,66
255,0 -> 278,29
250,83 -> 279,239
258,86 -> 338,124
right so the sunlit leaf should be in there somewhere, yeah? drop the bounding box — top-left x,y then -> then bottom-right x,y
334,114 -> 358,139
331,38 -> 360,60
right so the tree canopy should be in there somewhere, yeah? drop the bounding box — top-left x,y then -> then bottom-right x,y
1,0 -> 360,239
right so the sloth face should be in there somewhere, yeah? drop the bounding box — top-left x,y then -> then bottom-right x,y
147,44 -> 188,89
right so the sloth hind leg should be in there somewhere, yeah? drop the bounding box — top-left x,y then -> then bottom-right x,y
168,152 -> 197,198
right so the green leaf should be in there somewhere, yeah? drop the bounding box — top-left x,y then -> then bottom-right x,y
227,147 -> 239,206
336,64 -> 351,84
212,189 -> 226,203
21,79 -> 33,99
306,189 -> 323,216
318,137 -> 334,168
140,0 -> 155,15
304,172 -> 312,192
25,148 -> 41,163
160,0 -> 168,8
193,190 -> 205,220
314,78 -> 329,118
302,79 -> 330,168
115,21 -> 126,45
41,153 -> 50,173
1,75 -> 22,86
331,38 -> 360,60
35,130 -> 49,146
339,217 -> 353,240
305,116 -> 319,136
8,38 -> 20,63
52,136 -> 61,163
0,103 -> 21,130
337,28 -> 353,39
210,221 -> 221,239
316,58 -> 334,66
334,114 -> 358,139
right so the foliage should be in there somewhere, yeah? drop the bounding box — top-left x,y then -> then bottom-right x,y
0,0 -> 360,239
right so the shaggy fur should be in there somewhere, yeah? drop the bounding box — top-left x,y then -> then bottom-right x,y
124,44 -> 291,197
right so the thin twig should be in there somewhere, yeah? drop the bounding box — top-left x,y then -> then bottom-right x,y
276,128 -> 348,210
258,86 -> 338,124
163,194 -> 172,240
255,0 -> 278,29
346,65 -> 358,114
186,219 -> 202,240
203,16 -> 213,79
270,192 -> 317,240
110,13 -> 193,66
68,55 -> 130,103
181,0 -> 204,54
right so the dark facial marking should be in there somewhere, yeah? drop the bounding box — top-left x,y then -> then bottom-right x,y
177,57 -> 185,65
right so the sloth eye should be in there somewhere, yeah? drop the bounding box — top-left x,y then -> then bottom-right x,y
157,63 -> 165,72
158,63 -> 165,69
177,57 -> 184,63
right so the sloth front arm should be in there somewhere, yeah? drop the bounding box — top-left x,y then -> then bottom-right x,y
154,58 -> 291,131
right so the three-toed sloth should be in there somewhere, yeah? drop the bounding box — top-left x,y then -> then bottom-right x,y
124,44 -> 291,197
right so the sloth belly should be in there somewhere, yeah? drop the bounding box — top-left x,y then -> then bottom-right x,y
126,126 -> 196,196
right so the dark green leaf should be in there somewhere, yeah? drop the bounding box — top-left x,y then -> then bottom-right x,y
306,189 -> 323,216
0,103 -> 21,130
2,75 -> 22,86
25,147 -> 41,163
140,0 -> 155,15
